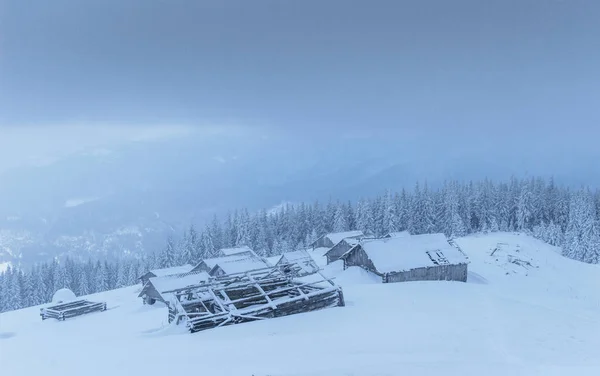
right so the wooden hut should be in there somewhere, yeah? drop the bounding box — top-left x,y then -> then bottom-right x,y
138,264 -> 193,286
309,230 -> 364,250
323,238 -> 360,265
340,233 -> 468,283
275,249 -> 320,276
138,271 -> 210,305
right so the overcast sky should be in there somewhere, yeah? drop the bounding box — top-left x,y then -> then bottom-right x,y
1,0 -> 599,169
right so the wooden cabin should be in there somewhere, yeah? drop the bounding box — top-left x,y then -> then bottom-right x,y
275,249 -> 320,276
324,238 -> 360,265
309,230 -> 364,250
138,264 -> 193,286
138,271 -> 210,305
340,233 -> 468,283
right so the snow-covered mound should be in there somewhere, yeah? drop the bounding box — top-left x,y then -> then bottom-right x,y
1,232 -> 599,376
51,288 -> 76,303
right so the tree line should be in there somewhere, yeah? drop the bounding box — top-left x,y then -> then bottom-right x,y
1,176 -> 599,313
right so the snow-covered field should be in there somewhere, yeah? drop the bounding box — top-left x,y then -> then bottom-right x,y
1,233 -> 599,376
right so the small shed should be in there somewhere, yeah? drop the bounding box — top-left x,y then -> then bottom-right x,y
138,264 -> 193,286
324,238 -> 360,265
138,271 -> 211,305
309,230 -> 364,250
275,249 -> 320,276
340,233 -> 468,283
217,246 -> 258,258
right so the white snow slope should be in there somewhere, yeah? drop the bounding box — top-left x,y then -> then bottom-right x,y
1,232 -> 599,376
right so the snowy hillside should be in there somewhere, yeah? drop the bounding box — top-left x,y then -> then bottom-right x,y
1,233 -> 599,376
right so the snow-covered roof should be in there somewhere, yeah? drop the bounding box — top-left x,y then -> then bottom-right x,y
385,231 -> 411,238
345,237 -> 361,245
277,250 -> 320,275
148,264 -> 193,278
278,249 -> 314,263
218,246 -> 257,257
149,272 -> 211,295
325,230 -> 364,244
352,233 -> 468,273
213,256 -> 270,275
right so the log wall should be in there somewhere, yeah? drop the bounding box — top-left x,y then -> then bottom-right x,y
384,263 -> 468,283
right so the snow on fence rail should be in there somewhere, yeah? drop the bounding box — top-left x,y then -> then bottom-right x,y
40,300 -> 107,321
163,266 -> 344,333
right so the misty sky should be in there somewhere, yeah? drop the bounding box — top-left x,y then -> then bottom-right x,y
1,1 -> 600,169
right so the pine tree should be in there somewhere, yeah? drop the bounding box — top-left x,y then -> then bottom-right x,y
202,226 -> 217,257
442,181 -> 467,238
22,272 -> 35,307
324,199 -> 336,233
517,179 -> 533,231
78,267 -> 90,296
355,198 -> 374,235
396,189 -> 410,231
188,224 -> 200,262
159,236 -> 177,268
236,208 -> 251,246
7,267 -> 22,310
117,262 -> 129,288
182,230 -> 194,265
382,190 -> 398,235
33,267 -> 47,305
128,261 -> 140,285
210,215 -> 224,251
95,261 -> 110,292
333,204 -> 348,233
371,196 -> 385,236
53,262 -> 67,292
0,270 -> 10,312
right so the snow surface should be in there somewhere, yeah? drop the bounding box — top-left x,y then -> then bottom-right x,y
2,232 -> 600,376
355,233 -> 468,273
51,288 -> 77,303
325,230 -> 364,245
148,264 -> 193,278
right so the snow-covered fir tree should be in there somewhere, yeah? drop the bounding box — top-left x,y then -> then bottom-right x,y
159,236 -> 177,268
